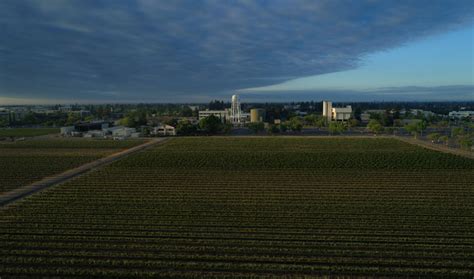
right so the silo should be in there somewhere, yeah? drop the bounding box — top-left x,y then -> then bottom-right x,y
250,108 -> 265,123
323,101 -> 332,122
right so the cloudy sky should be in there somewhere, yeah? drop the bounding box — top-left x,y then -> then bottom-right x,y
0,0 -> 473,104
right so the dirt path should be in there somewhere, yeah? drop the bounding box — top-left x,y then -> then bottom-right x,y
393,136 -> 473,159
0,138 -> 169,207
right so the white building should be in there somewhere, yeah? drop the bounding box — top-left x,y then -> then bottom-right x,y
60,126 -> 75,136
323,101 -> 352,121
83,130 -> 107,138
198,110 -> 230,122
198,95 -> 248,124
410,109 -> 435,118
332,106 -> 352,121
111,127 -> 136,138
322,101 -> 333,122
449,111 -> 474,119
153,125 -> 176,136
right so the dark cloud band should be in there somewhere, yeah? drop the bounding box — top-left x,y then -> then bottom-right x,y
0,0 -> 473,101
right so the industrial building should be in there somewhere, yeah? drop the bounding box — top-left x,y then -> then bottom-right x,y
323,101 -> 352,121
250,108 -> 265,123
198,94 -> 249,125
60,123 -> 140,139
74,121 -> 109,132
198,110 -> 230,122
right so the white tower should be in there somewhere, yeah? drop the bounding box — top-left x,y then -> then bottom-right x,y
231,94 -> 241,125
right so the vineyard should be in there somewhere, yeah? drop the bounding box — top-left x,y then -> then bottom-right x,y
0,128 -> 59,137
0,139 -> 145,194
1,137 -> 473,278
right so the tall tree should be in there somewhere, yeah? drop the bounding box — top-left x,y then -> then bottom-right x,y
199,115 -> 223,134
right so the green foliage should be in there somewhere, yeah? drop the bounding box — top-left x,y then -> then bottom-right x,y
436,120 -> 449,128
384,127 -> 397,135
0,139 -> 144,193
439,135 -> 449,145
176,120 -> 197,136
0,128 -> 59,137
328,122 -> 346,135
179,106 -> 194,117
353,107 -> 362,120
118,116 -> 134,127
119,110 -> 148,128
165,118 -> 179,127
427,133 -> 441,143
0,118 -> 8,128
405,120 -> 427,139
303,114 -> 326,127
223,123 -> 233,134
457,136 -> 473,150
451,127 -> 464,138
83,115 -> 95,122
367,119 -> 383,134
348,118 -> 359,128
266,124 -> 280,134
208,100 -> 226,110
0,137 -> 472,278
140,126 -> 151,136
247,122 -> 265,134
393,119 -> 403,127
286,117 -> 303,132
65,113 -> 81,126
198,115 -> 224,134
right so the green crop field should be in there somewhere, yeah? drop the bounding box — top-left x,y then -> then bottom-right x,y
0,128 -> 59,137
1,137 -> 473,278
0,139 -> 145,194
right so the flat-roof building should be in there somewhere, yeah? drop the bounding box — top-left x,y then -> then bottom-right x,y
198,110 -> 230,122
332,106 -> 352,121
449,111 -> 474,119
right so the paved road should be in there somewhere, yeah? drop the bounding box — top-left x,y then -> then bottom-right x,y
0,138 -> 169,207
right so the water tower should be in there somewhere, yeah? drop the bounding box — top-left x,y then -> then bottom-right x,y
231,94 -> 241,125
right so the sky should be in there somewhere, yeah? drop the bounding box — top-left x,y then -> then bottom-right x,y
0,0 -> 473,104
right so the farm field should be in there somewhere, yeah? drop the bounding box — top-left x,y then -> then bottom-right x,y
0,128 -> 59,137
1,137 -> 473,278
0,139 -> 145,194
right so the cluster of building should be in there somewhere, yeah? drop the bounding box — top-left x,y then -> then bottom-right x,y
198,95 -> 251,125
449,110 -> 474,119
60,122 -> 140,139
60,121 -> 176,139
322,101 -> 352,122
0,106 -> 93,123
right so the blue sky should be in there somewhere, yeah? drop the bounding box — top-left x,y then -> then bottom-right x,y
0,0 -> 473,104
243,27 -> 473,91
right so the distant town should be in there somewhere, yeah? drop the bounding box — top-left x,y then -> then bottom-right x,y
0,96 -> 473,150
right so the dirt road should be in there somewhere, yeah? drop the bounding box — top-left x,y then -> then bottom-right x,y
0,138 -> 169,207
393,136 -> 473,159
